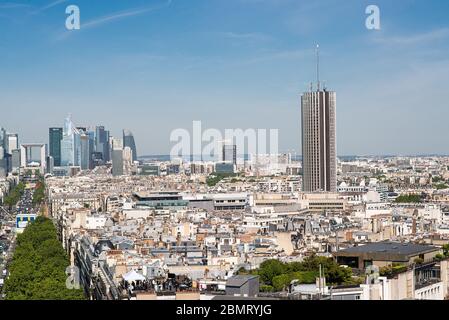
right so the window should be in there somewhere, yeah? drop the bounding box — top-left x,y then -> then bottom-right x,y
364,260 -> 373,268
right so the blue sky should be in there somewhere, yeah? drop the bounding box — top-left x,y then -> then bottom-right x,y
1,0 -> 449,155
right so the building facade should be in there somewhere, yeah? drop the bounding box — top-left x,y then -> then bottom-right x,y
123,129 -> 137,162
301,89 -> 337,192
61,116 -> 76,166
49,127 -> 63,166
96,126 -> 110,163
222,143 -> 237,165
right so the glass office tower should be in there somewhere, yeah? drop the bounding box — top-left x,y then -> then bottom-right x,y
49,128 -> 63,166
123,129 -> 137,162
61,115 -> 76,166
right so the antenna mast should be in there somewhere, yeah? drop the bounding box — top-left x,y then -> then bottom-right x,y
316,44 -> 320,91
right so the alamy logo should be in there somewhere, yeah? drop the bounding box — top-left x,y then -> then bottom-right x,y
170,121 -> 279,163
365,5 -> 381,30
66,5 -> 80,30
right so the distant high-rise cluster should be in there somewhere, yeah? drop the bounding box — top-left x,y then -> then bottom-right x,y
46,115 -> 138,176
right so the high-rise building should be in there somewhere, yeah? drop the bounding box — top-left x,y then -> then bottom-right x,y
95,126 -> 104,153
0,146 -> 6,178
46,155 -> 54,174
96,126 -> 110,163
107,133 -> 113,162
112,138 -> 124,176
301,46 -> 337,192
301,88 -> 337,192
222,143 -> 237,165
7,133 -> 18,154
73,129 -> 82,166
123,146 -> 133,175
61,115 -> 76,166
0,128 -> 8,177
87,129 -> 96,169
91,152 -> 104,167
49,128 -> 63,166
0,127 -> 6,149
11,149 -> 21,171
80,133 -> 90,170
0,132 -> 18,174
112,150 -> 123,176
123,129 -> 137,162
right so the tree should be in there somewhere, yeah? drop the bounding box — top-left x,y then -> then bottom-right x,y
254,256 -> 353,291
259,285 -> 274,292
32,179 -> 45,205
395,194 -> 421,203
3,182 -> 25,208
4,217 -> 85,300
272,271 -> 317,292
272,274 -> 291,291
206,173 -> 237,186
443,244 -> 449,257
257,260 -> 287,285
435,254 -> 444,261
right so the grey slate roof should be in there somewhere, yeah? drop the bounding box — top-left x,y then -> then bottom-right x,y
226,275 -> 259,287
337,241 -> 439,257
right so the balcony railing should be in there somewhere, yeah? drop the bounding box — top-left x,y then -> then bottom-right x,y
415,278 -> 441,291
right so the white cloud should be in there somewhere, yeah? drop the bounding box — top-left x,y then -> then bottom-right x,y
373,27 -> 449,45
0,2 -> 31,9
219,32 -> 270,41
31,0 -> 68,14
57,0 -> 172,40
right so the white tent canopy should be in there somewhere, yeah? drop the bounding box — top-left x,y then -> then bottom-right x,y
122,270 -> 146,282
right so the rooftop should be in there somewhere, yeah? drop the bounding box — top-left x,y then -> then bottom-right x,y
335,241 -> 439,259
226,275 -> 259,287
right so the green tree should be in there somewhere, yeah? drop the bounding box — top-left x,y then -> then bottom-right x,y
3,182 -> 25,208
254,256 -> 353,291
206,173 -> 237,186
395,194 -> 422,203
4,217 -> 85,300
32,179 -> 45,205
257,260 -> 287,285
259,285 -> 274,292
443,244 -> 449,257
435,183 -> 449,190
272,273 -> 291,291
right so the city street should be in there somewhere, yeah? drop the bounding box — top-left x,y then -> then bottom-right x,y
0,185 -> 36,299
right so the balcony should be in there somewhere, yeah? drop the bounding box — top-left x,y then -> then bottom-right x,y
415,278 -> 441,291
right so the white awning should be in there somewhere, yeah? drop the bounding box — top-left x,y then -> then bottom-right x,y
122,270 -> 146,282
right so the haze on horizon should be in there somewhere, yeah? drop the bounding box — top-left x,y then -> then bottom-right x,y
1,0 -> 449,156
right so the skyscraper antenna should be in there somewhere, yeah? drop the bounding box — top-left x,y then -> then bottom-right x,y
316,44 -> 320,91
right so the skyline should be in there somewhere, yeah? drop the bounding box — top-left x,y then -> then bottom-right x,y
1,0 -> 449,155
5,113 -> 449,158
